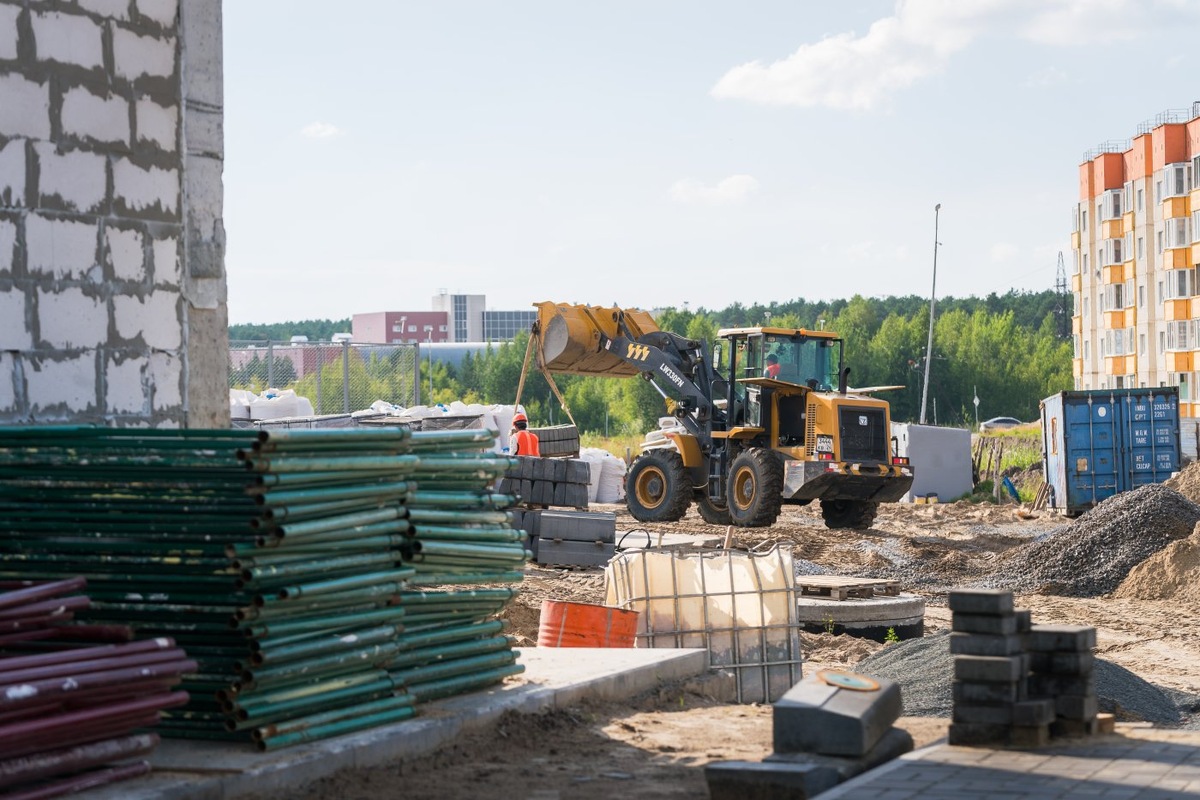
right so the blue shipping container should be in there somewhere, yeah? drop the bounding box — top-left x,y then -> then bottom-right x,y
1040,388 -> 1180,515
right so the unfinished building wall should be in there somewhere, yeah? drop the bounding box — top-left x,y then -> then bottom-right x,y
0,0 -> 227,427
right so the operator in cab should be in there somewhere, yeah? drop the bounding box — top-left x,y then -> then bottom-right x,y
510,412 -> 540,456
764,353 -> 781,379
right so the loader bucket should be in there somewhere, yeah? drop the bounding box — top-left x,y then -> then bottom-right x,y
535,301 -> 660,377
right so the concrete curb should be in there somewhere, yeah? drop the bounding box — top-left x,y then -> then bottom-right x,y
85,647 -> 708,800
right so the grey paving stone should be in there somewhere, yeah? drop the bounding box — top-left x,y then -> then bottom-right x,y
1026,625 -> 1097,652
773,673 -> 903,757
949,632 -> 1025,656
947,589 -> 1014,616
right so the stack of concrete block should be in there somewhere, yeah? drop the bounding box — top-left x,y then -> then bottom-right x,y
706,671 -> 913,799
534,510 -> 616,568
1027,625 -> 1100,737
948,589 -> 1054,747
509,507 -> 540,560
498,456 -> 589,509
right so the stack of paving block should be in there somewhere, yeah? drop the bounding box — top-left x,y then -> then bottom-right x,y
498,456 -> 589,510
1027,625 -> 1100,737
534,510 -> 616,567
948,589 -> 1055,747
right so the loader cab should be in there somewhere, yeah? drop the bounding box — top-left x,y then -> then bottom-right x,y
717,328 -> 844,391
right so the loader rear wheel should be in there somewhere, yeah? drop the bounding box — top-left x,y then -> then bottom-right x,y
626,450 -> 691,523
820,499 -> 878,530
695,492 -> 733,526
727,449 -> 783,528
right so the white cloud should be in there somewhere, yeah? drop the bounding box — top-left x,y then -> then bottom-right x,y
1025,66 -> 1068,87
669,174 -> 760,206
301,122 -> 345,139
711,0 -> 1199,110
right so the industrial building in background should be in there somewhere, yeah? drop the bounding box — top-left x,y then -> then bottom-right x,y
1072,103 -> 1200,414
352,291 -> 536,345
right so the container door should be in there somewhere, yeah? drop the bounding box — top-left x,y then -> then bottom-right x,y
1063,396 -> 1119,508
1122,392 -> 1180,487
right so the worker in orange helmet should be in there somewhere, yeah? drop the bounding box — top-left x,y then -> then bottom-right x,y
510,412 -> 540,456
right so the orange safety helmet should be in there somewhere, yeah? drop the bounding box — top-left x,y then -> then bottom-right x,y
512,412 -> 527,424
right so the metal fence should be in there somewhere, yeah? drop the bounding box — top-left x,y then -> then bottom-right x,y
229,340 -> 421,414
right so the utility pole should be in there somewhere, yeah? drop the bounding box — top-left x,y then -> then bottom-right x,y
919,203 -> 942,425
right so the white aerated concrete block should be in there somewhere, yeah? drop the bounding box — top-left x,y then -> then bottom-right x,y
0,5 -> 20,60
32,11 -> 104,70
27,355 -> 96,413
37,287 -> 108,349
136,98 -> 177,152
151,236 -> 180,283
0,353 -> 15,412
113,159 -> 179,215
35,143 -> 107,212
107,226 -> 145,281
106,356 -> 147,414
137,0 -> 178,26
26,215 -> 98,279
0,139 -> 23,207
61,88 -> 131,146
149,351 -> 182,409
0,75 -> 50,139
113,291 -> 181,349
77,0 -> 131,20
0,290 -> 31,350
113,27 -> 176,80
0,220 -> 15,273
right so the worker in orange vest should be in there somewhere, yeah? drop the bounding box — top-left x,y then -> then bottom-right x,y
510,412 -> 540,456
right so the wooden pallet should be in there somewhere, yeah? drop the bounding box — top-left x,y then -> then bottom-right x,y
797,576 -> 901,600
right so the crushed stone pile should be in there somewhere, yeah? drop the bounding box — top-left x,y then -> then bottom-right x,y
990,483 -> 1200,597
1112,523 -> 1200,604
1165,461 -> 1200,504
856,632 -> 1187,725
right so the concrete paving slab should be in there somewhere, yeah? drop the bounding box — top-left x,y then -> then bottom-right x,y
819,726 -> 1200,799
81,646 -> 707,800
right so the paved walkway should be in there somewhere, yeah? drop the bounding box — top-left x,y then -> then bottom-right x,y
822,727 -> 1200,798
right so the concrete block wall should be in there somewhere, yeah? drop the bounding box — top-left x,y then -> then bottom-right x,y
0,0 -> 227,427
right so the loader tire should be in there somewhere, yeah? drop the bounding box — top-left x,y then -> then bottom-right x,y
695,492 -> 733,526
626,450 -> 691,523
820,499 -> 878,530
727,449 -> 783,528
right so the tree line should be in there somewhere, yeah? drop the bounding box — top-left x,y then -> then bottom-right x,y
230,290 -> 1072,434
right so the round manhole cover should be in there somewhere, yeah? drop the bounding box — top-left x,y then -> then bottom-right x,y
816,669 -> 880,692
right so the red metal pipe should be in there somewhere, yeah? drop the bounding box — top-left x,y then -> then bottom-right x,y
0,639 -> 177,676
0,691 -> 187,746
0,579 -> 86,611
0,660 -> 196,712
5,759 -> 150,800
0,707 -> 169,760
0,732 -> 158,789
0,629 -> 60,646
0,597 -> 90,621
46,624 -> 133,643
0,613 -> 77,633
0,647 -> 188,684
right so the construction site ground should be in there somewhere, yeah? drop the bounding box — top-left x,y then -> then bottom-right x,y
277,495 -> 1200,800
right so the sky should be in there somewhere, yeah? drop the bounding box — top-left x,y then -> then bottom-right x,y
222,0 -> 1200,324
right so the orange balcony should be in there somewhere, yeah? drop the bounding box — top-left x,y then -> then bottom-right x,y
1123,210 -> 1136,228
1101,218 -> 1125,239
1163,248 -> 1191,269
1106,356 -> 1126,374
1071,273 -> 1082,292
1072,316 -> 1082,335
1073,358 -> 1083,377
1101,264 -> 1125,284
1163,196 -> 1190,219
1103,310 -> 1126,328
1192,242 -> 1200,263
1164,299 -> 1191,320
1165,351 -> 1193,372
1071,231 -> 1081,250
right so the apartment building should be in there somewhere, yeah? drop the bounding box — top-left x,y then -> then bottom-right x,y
352,293 -> 535,344
1073,105 -> 1200,415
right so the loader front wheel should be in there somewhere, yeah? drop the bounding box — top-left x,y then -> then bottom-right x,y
820,499 -> 878,530
727,449 -> 784,527
626,449 -> 691,523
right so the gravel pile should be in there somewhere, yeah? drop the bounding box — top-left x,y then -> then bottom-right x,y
989,483 -> 1200,596
855,632 -> 1187,725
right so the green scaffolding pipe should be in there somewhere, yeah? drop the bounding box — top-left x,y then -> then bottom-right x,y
240,454 -> 420,474
408,663 -> 525,704
253,693 -> 414,742
397,588 -> 517,606
410,540 -> 527,560
250,624 -> 402,667
406,570 -> 524,586
231,681 -> 395,730
240,551 -> 402,588
237,641 -> 404,692
256,519 -> 411,549
385,634 -> 516,671
240,604 -> 406,641
253,427 -> 414,449
395,619 -> 506,651
406,508 -> 512,525
409,526 -> 522,542
392,650 -> 518,687
256,701 -> 416,751
405,492 -> 515,509
257,480 -> 410,508
273,569 -> 414,602
244,583 -> 404,618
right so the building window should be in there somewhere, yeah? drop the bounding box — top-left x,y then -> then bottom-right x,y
1193,210 -> 1200,243
1165,217 -> 1191,249
1137,188 -> 1144,211
1084,340 -> 1090,359
1164,268 -> 1194,300
1137,237 -> 1144,259
1157,230 -> 1164,253
1140,333 -> 1146,355
1180,373 -> 1190,401
1138,284 -> 1145,307
1101,238 -> 1124,266
1083,253 -> 1089,272
422,324 -> 433,332
408,325 -> 417,333
1165,163 -> 1191,198
1101,189 -> 1123,220
1155,180 -> 1162,203
1073,335 -> 1080,357
1115,375 -> 1125,389
1161,331 -> 1166,352
439,324 -> 447,332
1083,297 -> 1089,318
1081,209 -> 1088,231
1167,320 -> 1190,351
1104,282 -> 1126,309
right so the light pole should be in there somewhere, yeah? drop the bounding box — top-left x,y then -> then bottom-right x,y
919,203 -> 941,425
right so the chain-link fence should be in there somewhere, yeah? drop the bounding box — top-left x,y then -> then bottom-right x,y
230,341 -> 421,414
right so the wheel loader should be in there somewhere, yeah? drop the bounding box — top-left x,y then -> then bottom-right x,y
530,302 -> 913,529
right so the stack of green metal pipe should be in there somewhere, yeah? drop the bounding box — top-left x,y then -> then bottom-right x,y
0,426 -> 526,750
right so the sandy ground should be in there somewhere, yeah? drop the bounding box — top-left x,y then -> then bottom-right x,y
282,499 -> 1200,800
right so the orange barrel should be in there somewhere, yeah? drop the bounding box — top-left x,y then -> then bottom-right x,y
537,600 -> 639,648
